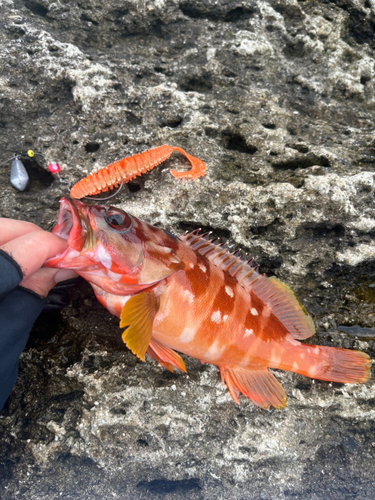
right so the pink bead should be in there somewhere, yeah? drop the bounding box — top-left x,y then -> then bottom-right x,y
48,162 -> 61,174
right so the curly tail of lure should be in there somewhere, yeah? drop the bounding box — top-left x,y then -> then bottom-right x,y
69,145 -> 206,199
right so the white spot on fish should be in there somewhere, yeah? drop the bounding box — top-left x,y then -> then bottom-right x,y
313,347 -> 320,355
96,244 -> 113,270
262,307 -> 271,319
180,327 -> 196,343
225,286 -> 234,298
223,314 -> 228,322
270,352 -> 281,365
292,362 -> 299,370
189,262 -> 194,269
182,289 -> 195,304
107,270 -> 121,282
198,263 -> 207,273
211,311 -> 222,324
205,339 -> 225,361
251,307 -> 258,316
244,328 -> 254,338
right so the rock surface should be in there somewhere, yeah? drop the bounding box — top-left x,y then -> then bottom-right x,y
1,0 -> 375,498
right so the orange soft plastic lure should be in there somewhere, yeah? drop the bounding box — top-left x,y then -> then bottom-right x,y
70,145 -> 206,199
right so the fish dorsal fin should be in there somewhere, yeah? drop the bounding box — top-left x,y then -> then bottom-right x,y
182,231 -> 315,340
120,290 -> 160,361
147,339 -> 187,373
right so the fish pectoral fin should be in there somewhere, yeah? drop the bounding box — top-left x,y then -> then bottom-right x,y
120,291 -> 160,361
220,366 -> 287,410
147,339 -> 187,373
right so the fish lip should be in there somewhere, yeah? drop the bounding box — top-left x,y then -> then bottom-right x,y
53,197 -> 75,241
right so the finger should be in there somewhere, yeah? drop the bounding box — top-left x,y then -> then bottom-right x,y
0,218 -> 43,246
0,230 -> 69,279
21,269 -> 78,297
20,268 -> 59,297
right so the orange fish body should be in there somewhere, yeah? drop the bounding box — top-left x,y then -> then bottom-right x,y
46,198 -> 371,410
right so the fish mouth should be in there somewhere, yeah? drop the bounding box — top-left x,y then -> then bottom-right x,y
54,197 -> 88,249
46,197 -> 90,266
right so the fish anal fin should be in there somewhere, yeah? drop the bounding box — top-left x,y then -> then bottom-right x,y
220,367 -> 286,410
148,339 -> 187,373
220,367 -> 240,404
120,291 -> 160,361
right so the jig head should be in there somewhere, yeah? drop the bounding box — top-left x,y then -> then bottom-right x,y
1,150 -> 61,192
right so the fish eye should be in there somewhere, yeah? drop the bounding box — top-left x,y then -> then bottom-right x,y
105,208 -> 132,231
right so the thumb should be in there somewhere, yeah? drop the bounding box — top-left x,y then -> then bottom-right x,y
53,269 -> 78,284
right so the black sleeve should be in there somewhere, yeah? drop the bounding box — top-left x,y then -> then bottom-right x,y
0,251 -> 45,410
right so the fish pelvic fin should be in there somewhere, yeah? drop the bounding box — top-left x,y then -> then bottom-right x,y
147,339 -> 187,373
120,291 -> 160,361
220,366 -> 287,410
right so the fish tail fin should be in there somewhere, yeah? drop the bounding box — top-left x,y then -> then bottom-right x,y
287,344 -> 371,384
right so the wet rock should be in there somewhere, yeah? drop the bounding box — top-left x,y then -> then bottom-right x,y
0,0 -> 374,498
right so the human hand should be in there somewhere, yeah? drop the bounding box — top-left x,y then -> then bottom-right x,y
0,218 -> 76,297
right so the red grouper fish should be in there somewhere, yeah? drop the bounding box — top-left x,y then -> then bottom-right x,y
46,197 -> 371,410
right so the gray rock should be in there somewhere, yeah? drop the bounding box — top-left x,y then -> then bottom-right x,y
0,0 -> 374,498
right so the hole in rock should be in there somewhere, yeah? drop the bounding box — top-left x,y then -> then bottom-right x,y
127,182 -> 141,193
272,154 -> 330,170
224,7 -> 255,22
222,67 -> 237,78
24,1 -> 49,17
110,407 -> 127,415
85,142 -> 100,153
347,9 -> 375,47
205,127 -> 218,137
136,439 -> 149,447
295,223 -> 345,240
263,123 -> 276,130
80,13 -> 99,25
283,40 -> 305,58
20,159 -> 55,191
160,117 -> 183,128
222,131 -> 258,155
125,111 -> 142,125
259,256 -> 284,276
137,478 -> 201,494
179,76 -> 213,92
361,75 -> 371,85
